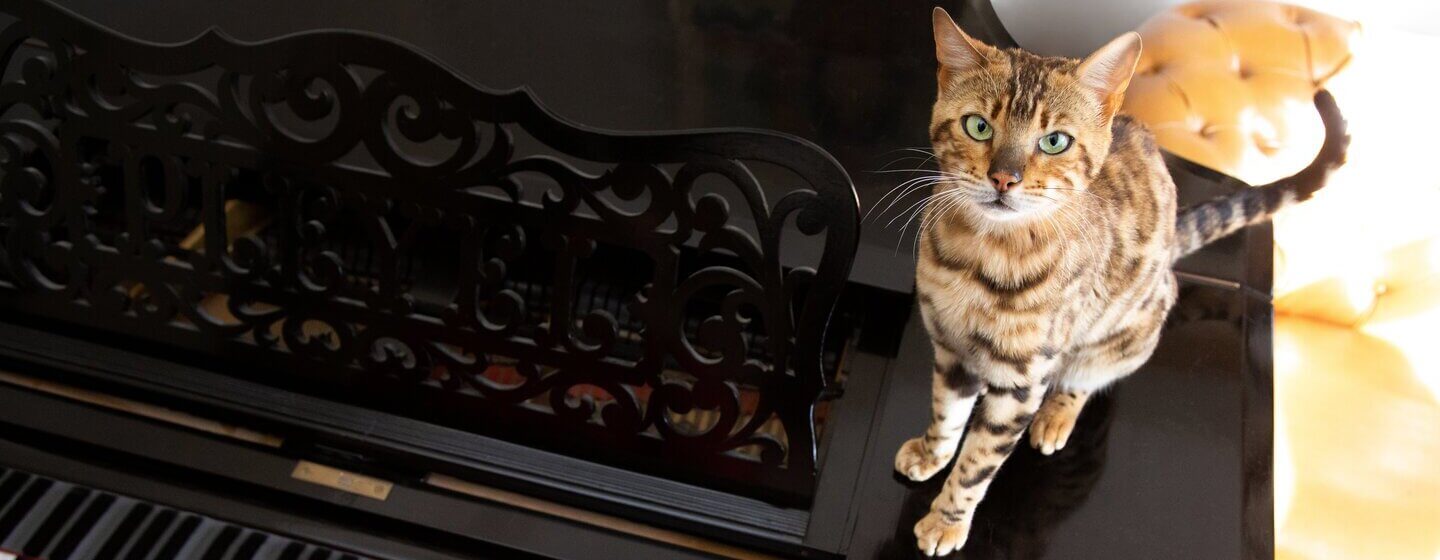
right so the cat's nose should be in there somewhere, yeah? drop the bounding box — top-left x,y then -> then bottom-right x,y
989,170 -> 1021,193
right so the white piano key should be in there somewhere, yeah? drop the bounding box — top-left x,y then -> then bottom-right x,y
0,479 -> 64,551
44,492 -> 115,560
172,519 -> 226,560
0,470 -> 369,560
22,485 -> 90,556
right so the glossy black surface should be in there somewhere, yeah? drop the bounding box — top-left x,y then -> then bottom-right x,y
844,280 -> 1272,559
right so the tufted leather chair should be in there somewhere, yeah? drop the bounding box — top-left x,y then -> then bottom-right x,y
1122,2 -> 1440,559
1124,0 -> 1358,186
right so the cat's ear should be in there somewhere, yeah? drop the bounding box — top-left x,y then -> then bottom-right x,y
1076,32 -> 1143,116
932,7 -> 989,74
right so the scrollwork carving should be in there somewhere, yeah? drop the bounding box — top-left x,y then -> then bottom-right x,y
0,0 -> 858,503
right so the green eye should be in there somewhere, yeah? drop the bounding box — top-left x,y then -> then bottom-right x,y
1039,132 -> 1072,155
963,115 -> 993,141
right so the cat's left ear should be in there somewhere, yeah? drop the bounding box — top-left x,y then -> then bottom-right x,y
1076,32 -> 1143,116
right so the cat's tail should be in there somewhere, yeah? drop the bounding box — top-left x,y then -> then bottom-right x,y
1172,90 -> 1349,260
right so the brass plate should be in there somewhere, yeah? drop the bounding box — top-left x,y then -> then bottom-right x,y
291,461 -> 393,501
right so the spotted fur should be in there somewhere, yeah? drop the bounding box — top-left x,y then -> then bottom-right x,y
897,9 -> 1348,556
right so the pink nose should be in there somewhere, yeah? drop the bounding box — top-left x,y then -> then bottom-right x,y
989,170 -> 1021,193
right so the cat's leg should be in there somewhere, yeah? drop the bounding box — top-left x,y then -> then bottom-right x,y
914,378 -> 1049,556
1030,388 -> 1091,455
1031,325 -> 1163,454
895,346 -> 983,481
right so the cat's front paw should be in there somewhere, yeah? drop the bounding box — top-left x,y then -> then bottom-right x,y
1031,395 -> 1082,455
914,510 -> 970,556
895,437 -> 951,481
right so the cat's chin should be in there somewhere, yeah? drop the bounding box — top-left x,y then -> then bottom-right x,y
969,201 -> 1036,224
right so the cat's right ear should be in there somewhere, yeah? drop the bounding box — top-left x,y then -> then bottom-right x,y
932,7 -> 989,74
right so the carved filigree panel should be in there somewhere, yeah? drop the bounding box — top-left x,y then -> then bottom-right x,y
0,0 -> 858,502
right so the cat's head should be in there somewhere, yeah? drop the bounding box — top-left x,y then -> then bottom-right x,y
928,8 -> 1141,226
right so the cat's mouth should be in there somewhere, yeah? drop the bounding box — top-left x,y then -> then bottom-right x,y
972,195 -> 1037,222
980,198 -> 1016,212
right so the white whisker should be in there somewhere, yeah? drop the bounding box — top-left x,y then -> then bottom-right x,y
868,175 -> 958,222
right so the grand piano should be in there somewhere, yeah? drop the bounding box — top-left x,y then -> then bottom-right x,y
0,0 -> 1274,558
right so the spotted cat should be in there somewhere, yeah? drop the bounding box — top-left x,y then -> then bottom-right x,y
895,8 -> 1348,556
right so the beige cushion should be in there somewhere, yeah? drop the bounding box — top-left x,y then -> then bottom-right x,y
1123,1 -> 1359,186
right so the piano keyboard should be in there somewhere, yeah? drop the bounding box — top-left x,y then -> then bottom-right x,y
0,467 -> 368,560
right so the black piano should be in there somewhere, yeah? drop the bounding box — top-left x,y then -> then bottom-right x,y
0,0 -> 1274,558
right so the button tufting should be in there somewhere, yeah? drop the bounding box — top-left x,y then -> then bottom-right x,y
1124,1 -> 1356,183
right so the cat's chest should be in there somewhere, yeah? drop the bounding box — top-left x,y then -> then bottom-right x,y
915,247 -> 1104,353
918,274 -> 1069,337
916,246 -> 1081,317
916,222 -> 1102,343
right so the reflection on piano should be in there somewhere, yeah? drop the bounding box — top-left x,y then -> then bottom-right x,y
0,468 -> 366,560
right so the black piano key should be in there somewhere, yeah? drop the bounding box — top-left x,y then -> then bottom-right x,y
0,469 -> 368,560
232,532 -> 267,560
0,471 -> 27,509
277,541 -> 306,560
93,503 -> 154,560
21,485 -> 88,556
203,525 -> 242,560
0,477 -> 53,541
153,514 -> 202,560
0,479 -> 63,552
123,507 -> 176,560
47,493 -> 116,560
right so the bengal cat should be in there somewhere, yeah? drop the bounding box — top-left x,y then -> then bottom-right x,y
894,8 -> 1348,556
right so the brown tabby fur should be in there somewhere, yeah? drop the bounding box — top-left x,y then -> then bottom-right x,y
896,9 -> 1348,556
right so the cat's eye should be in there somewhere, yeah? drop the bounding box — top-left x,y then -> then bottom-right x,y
963,115 -> 993,141
1038,132 -> 1072,155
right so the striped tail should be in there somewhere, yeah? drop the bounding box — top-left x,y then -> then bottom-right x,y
1173,90 -> 1349,260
